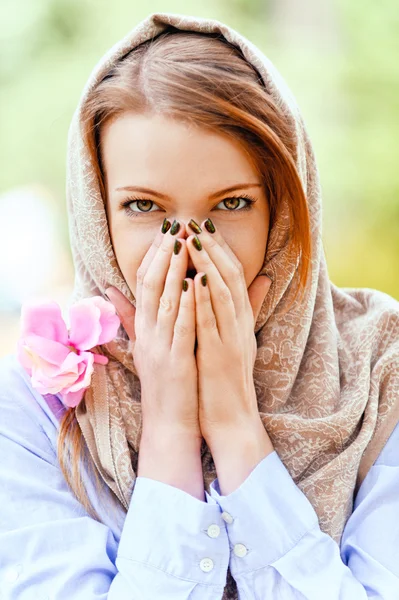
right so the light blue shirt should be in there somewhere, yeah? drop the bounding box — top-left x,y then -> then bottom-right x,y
0,352 -> 398,598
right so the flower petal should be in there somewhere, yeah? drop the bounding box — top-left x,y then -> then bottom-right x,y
90,297 -> 121,345
20,301 -> 69,345
58,351 -> 90,386
21,333 -> 71,367
17,297 -> 112,407
60,353 -> 96,394
61,388 -> 86,408
30,352 -> 80,394
31,372 -> 66,395
68,299 -> 102,350
16,338 -> 33,376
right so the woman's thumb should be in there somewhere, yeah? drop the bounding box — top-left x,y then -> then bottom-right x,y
105,286 -> 136,343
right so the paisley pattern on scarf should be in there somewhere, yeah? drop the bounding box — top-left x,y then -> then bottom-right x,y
64,12 -> 399,599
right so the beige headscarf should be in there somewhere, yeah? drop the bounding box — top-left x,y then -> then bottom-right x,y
66,11 -> 399,598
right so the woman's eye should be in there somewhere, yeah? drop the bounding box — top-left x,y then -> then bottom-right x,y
123,199 -> 160,215
121,196 -> 256,218
216,197 -> 254,211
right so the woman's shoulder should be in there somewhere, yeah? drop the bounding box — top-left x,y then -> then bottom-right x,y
0,352 -> 66,461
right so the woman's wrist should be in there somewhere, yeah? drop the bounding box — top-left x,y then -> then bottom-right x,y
138,425 -> 205,501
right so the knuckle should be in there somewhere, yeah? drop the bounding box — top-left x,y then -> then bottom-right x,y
143,275 -> 156,291
206,236 -> 218,250
230,263 -> 243,281
219,286 -> 232,304
159,294 -> 174,313
159,242 -> 171,255
201,314 -> 218,330
174,321 -> 193,338
136,267 -> 146,283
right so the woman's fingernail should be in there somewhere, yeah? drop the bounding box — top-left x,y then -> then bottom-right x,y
201,274 -> 207,286
192,235 -> 202,251
170,219 -> 181,235
161,218 -> 171,234
174,239 -> 182,255
188,219 -> 202,234
204,218 -> 216,234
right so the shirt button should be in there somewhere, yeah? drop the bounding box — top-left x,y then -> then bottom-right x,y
200,557 -> 214,572
4,564 -> 23,582
221,511 -> 234,524
233,543 -> 248,558
207,524 -> 221,538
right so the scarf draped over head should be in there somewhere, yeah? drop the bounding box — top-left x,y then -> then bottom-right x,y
65,12 -> 399,599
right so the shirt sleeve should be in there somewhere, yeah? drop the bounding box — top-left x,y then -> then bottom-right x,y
116,477 -> 230,598
0,386 -> 230,599
207,424 -> 399,600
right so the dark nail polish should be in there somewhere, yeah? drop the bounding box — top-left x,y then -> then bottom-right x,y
204,218 -> 216,234
182,279 -> 188,292
170,220 -> 181,235
188,219 -> 202,234
104,293 -> 110,301
174,239 -> 182,255
201,274 -> 207,287
192,235 -> 202,251
161,218 -> 171,234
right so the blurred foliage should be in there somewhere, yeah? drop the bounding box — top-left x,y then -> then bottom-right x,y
0,0 -> 398,299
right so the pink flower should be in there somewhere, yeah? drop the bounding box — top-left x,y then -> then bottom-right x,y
17,296 -> 120,408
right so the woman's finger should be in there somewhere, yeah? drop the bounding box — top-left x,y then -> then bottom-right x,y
187,227 -> 248,320
172,275 -> 196,356
140,222 -> 187,328
187,235 -> 237,344
105,286 -> 136,343
194,272 -> 220,353
157,237 -> 189,348
135,228 -> 165,314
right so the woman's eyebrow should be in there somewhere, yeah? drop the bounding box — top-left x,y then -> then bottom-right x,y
115,183 -> 262,200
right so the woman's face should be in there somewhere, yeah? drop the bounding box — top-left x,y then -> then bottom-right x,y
101,112 -> 270,297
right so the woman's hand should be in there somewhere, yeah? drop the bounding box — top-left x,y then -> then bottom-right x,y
105,221 -> 202,444
185,218 -> 273,454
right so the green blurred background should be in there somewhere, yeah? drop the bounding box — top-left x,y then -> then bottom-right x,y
1,0 -> 398,355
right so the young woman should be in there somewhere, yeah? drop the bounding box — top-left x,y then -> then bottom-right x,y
1,11 -> 398,600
